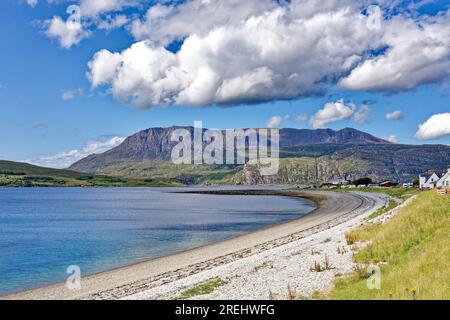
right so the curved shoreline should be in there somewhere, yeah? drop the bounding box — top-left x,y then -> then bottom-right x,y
3,190 -> 380,300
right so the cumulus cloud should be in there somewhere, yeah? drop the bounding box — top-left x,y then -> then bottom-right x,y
27,136 -> 126,169
339,11 -> 450,92
308,99 -> 370,128
384,135 -> 398,143
87,49 -> 124,87
87,0 -> 450,108
130,0 -> 278,46
79,0 -> 137,18
61,88 -> 83,101
385,110 -> 403,121
266,113 -> 308,128
45,16 -> 91,49
88,7 -> 380,107
414,113 -> 450,140
309,99 -> 356,129
26,0 -> 38,7
266,116 -> 284,129
42,1 -> 136,48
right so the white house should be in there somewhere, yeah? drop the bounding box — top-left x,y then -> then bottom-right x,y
437,169 -> 450,188
419,172 -> 441,189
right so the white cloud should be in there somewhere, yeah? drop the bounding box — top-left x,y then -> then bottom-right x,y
97,14 -> 129,31
27,136 -> 126,169
385,110 -> 403,121
88,0 -> 450,108
45,16 -> 91,49
339,12 -> 450,92
89,7 -> 380,107
309,99 -> 356,129
384,135 -> 398,143
266,113 -> 307,128
130,0 -> 278,46
353,104 -> 371,123
61,88 -> 83,101
79,0 -> 137,18
266,116 -> 283,128
87,49 -> 123,87
26,0 -> 38,7
414,113 -> 450,140
42,1 -> 136,48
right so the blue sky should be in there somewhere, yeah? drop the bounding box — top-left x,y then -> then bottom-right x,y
0,0 -> 449,168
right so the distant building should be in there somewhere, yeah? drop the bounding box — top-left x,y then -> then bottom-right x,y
380,181 -> 398,188
437,169 -> 450,188
419,172 -> 441,189
402,183 -> 414,188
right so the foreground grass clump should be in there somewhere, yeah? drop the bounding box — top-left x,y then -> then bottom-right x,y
179,278 -> 228,299
332,191 -> 449,300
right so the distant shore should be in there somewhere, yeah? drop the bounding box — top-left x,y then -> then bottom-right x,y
3,189 -> 383,300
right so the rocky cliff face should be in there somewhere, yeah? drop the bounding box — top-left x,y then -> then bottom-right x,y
92,127 -> 189,161
69,127 -> 191,173
70,126 -> 387,172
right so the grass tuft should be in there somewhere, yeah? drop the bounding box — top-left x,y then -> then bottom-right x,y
179,278 -> 228,299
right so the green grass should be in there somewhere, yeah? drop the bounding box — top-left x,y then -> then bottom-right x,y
83,160 -> 242,185
178,278 -> 228,299
367,199 -> 399,220
0,160 -> 182,187
330,191 -> 450,300
252,262 -> 273,272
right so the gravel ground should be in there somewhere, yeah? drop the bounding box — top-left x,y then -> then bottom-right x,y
124,192 -> 392,300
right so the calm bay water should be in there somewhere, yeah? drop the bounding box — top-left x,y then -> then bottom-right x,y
0,187 -> 314,295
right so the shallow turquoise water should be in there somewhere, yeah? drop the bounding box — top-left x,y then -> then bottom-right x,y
0,187 -> 314,295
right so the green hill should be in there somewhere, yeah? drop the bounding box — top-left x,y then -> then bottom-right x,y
0,160 -> 181,187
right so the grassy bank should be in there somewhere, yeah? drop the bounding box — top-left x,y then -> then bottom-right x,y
330,191 -> 449,300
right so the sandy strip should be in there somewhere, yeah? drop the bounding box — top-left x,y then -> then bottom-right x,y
2,190 -> 384,300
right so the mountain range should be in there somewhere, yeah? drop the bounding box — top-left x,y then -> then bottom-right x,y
68,127 -> 450,185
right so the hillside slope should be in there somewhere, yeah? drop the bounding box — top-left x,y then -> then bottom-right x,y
68,127 -> 450,184
0,161 -> 180,187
